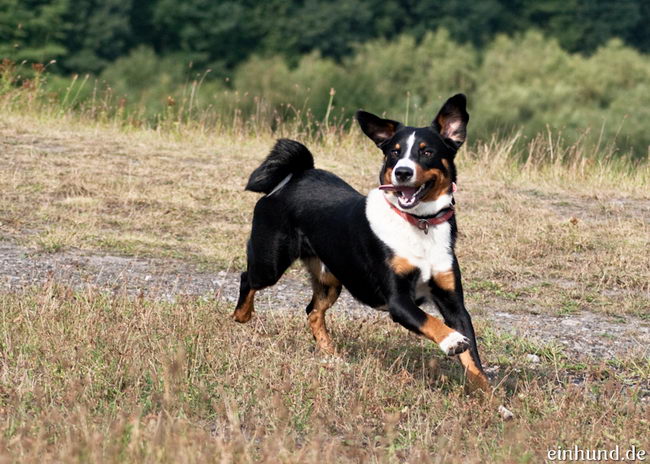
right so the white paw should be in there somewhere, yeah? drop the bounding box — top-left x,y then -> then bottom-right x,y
439,331 -> 470,356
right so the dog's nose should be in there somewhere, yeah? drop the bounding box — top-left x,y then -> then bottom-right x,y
394,167 -> 413,182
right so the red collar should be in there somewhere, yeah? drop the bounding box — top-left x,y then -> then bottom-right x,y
384,196 -> 454,234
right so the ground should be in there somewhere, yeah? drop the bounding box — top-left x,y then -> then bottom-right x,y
1,241 -> 647,362
0,113 -> 648,462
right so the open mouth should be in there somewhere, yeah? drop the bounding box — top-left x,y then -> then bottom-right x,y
379,181 -> 433,209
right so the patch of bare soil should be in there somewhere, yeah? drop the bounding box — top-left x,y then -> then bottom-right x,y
1,240 -> 647,363
516,187 -> 650,224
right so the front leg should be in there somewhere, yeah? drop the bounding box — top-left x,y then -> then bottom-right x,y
430,262 -> 491,393
387,274 -> 470,357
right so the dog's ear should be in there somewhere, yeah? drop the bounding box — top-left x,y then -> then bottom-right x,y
356,110 -> 402,147
432,94 -> 469,148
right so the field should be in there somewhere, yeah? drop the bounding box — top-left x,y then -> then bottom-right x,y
1,109 -> 649,462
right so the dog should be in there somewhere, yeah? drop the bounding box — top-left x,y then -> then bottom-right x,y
232,94 -> 490,392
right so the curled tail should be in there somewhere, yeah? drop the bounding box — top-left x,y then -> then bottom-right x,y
245,139 -> 314,194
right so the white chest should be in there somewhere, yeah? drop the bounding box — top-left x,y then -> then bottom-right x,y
365,189 -> 454,283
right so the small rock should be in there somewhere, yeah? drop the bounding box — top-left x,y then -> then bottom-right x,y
526,354 -> 541,363
498,405 -> 514,420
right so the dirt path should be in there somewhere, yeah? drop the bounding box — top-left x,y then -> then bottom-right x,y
1,240 -> 647,362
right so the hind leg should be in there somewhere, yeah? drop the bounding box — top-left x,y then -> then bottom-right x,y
233,271 -> 256,323
233,200 -> 300,323
305,258 -> 342,354
232,246 -> 297,323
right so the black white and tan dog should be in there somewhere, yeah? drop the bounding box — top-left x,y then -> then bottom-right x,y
233,94 -> 490,392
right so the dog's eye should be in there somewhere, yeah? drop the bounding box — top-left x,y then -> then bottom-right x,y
389,149 -> 399,158
422,149 -> 434,157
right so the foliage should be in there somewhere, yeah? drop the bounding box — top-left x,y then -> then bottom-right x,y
61,0 -> 135,73
2,0 -> 650,76
475,33 -> 650,157
228,30 -> 650,157
3,0 -> 650,158
0,0 -> 69,62
99,46 -> 188,113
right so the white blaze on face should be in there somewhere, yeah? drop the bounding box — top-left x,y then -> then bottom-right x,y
403,131 -> 416,157
391,131 -> 417,186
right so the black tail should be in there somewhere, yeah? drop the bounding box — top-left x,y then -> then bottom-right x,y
245,139 -> 314,194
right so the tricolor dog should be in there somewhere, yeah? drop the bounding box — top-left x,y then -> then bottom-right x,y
233,94 -> 490,392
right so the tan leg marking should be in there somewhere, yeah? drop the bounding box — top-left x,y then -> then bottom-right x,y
390,256 -> 417,275
305,258 -> 341,354
232,289 -> 256,323
419,314 -> 456,344
305,258 -> 339,287
458,351 -> 491,393
420,315 -> 471,356
308,285 -> 340,354
319,271 -> 339,287
433,270 -> 455,291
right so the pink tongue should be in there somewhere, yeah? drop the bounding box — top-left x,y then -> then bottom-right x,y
379,184 -> 417,196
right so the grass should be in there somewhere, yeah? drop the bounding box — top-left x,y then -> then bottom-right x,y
1,285 -> 647,463
1,110 -> 648,317
0,69 -> 649,462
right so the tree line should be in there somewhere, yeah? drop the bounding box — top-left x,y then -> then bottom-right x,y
1,0 -> 649,76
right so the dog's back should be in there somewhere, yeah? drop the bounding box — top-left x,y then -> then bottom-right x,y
243,140 -> 390,308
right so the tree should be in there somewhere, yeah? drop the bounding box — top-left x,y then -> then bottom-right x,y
0,0 -> 69,63
61,0 -> 135,73
258,0 -> 374,62
151,0 -> 262,75
520,0 -> 641,53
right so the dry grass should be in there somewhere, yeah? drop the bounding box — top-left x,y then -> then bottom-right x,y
0,102 -> 649,462
1,285 -> 647,463
1,111 -> 648,317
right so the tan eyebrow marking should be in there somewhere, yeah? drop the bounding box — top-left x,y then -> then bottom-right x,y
394,143 -> 400,149
419,142 -> 426,148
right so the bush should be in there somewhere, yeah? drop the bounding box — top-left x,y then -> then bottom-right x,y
25,30 -> 650,159
341,30 -> 478,124
233,52 -> 345,125
100,47 -> 187,113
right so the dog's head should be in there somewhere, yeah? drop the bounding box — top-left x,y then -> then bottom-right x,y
356,94 -> 468,215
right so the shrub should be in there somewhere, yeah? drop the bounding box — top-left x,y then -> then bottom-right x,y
17,29 -> 650,159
